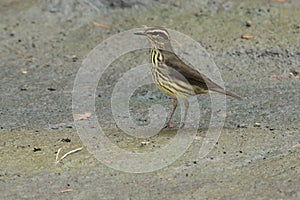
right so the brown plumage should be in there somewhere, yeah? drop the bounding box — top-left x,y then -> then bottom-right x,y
161,49 -> 242,100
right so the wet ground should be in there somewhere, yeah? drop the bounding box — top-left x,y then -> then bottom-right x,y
0,0 -> 299,199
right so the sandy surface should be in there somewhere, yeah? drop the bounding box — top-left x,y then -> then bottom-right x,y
0,0 -> 299,199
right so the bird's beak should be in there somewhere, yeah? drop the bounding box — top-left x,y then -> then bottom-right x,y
134,31 -> 146,36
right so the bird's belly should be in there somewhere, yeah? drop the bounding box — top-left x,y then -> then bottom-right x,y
151,67 -> 176,97
157,84 -> 177,97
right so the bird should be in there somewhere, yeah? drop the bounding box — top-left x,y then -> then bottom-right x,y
134,26 -> 242,128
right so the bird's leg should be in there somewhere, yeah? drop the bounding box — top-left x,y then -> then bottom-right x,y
180,98 -> 189,128
164,98 -> 178,129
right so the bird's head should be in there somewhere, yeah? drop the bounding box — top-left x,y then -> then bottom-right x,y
135,26 -> 172,50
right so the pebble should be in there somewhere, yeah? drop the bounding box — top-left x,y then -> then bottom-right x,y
237,123 -> 247,128
246,20 -> 252,27
254,122 -> 261,127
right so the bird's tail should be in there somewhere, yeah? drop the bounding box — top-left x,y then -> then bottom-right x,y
224,90 -> 242,100
211,87 -> 242,100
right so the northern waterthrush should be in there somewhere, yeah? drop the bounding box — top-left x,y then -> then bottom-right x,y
135,27 -> 241,128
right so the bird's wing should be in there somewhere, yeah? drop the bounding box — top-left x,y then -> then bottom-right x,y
162,50 -> 242,100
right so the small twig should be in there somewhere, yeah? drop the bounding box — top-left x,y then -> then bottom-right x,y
91,20 -> 111,30
55,148 -> 62,164
55,147 -> 83,165
59,147 -> 83,161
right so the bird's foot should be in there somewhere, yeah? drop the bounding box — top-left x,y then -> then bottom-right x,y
163,123 -> 174,129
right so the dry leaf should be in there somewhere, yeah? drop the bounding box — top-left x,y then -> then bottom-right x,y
292,144 -> 300,148
73,112 -> 92,120
270,75 -> 288,79
273,0 -> 289,2
91,21 -> 111,30
241,35 -> 254,40
61,189 -> 73,193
